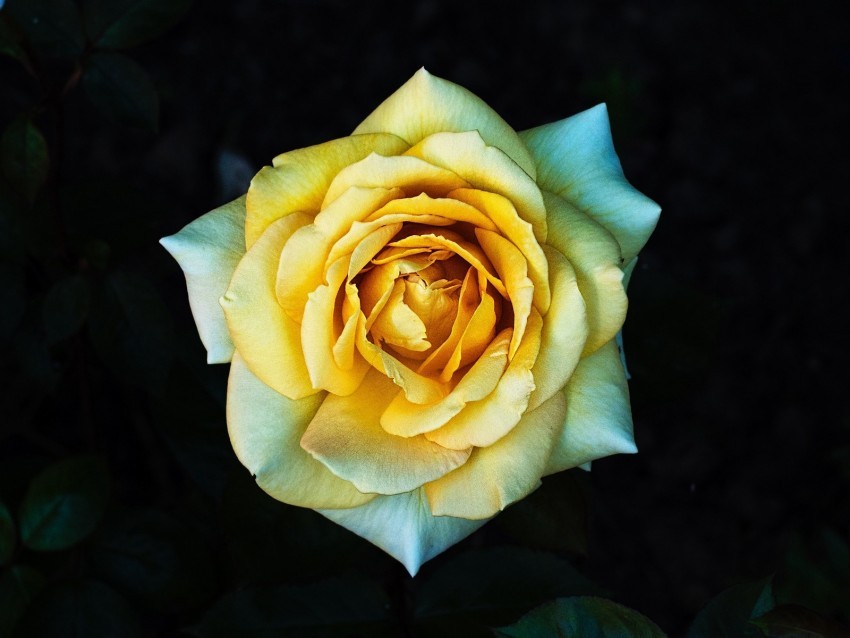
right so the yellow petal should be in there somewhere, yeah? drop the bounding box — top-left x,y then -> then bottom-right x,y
544,340 -> 637,475
370,278 -> 430,352
526,246 -> 589,411
520,104 -> 661,261
220,213 -> 316,400
380,328 -> 511,438
367,192 -> 498,232
425,389 -> 566,520
160,196 -> 245,363
424,309 -> 542,450
405,130 -> 548,242
316,487 -> 487,576
542,190 -> 627,356
227,352 -> 374,509
245,133 -> 409,248
322,153 -> 470,209
300,369 -> 472,495
353,68 -> 536,179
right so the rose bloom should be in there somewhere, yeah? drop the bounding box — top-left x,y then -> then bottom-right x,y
161,69 -> 659,575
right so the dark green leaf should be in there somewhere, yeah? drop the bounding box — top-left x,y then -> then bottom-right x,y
0,116 -> 49,204
89,508 -> 215,613
776,529 -> 850,616
88,270 -> 175,394
0,565 -> 45,637
83,0 -> 193,49
494,597 -> 667,638
0,501 -> 15,564
198,577 -> 396,638
415,547 -> 601,637
5,0 -> 85,57
0,13 -> 29,62
18,455 -> 110,551
687,577 -> 776,638
751,604 -> 850,638
83,51 -> 158,130
42,274 -> 91,344
16,579 -> 142,637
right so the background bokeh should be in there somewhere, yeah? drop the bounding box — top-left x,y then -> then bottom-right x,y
1,0 -> 847,635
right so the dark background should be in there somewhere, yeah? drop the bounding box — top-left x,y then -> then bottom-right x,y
1,0 -> 847,635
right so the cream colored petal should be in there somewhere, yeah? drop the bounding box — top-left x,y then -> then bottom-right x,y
300,369 -> 472,495
424,310 -> 542,451
322,153 -> 470,210
449,188 -> 550,312
276,186 -> 402,322
317,488 -> 487,576
406,130 -> 547,242
380,329 -> 511,438
542,190 -> 627,356
526,246 -> 588,411
160,197 -> 246,364
227,352 -> 374,510
544,340 -> 636,476
353,68 -> 536,179
301,257 -> 371,396
520,105 -> 661,261
220,213 -> 316,400
245,133 -> 409,248
425,389 -> 566,520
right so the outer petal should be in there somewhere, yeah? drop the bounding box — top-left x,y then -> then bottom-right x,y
544,340 -> 637,476
353,68 -> 536,179
317,488 -> 487,576
245,133 -> 409,248
221,213 -> 316,400
425,390 -> 567,520
526,246 -> 588,411
159,196 -> 245,364
300,370 -> 472,495
227,353 -> 375,510
520,104 -> 661,261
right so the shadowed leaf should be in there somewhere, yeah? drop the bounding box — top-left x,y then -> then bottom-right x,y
82,0 -> 193,49
5,0 -> 84,57
687,577 -> 775,638
1,116 -> 49,204
42,274 -> 91,344
0,565 -> 45,637
83,51 -> 158,130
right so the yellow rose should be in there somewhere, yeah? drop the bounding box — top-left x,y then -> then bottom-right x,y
161,69 -> 659,575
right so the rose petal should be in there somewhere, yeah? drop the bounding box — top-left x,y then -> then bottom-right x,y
544,340 -> 637,476
300,369 -> 472,495
353,68 -> 536,179
542,190 -> 628,356
317,488 -> 487,576
227,352 -> 375,510
519,104 -> 661,261
405,130 -> 548,242
220,213 -> 316,400
424,310 -> 542,451
160,196 -> 245,363
245,133 -> 409,248
367,192 -> 498,231
425,388 -> 566,520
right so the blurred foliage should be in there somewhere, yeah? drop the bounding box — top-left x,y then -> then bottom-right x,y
0,0 -> 847,636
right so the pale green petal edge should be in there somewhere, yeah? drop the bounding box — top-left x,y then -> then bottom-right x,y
520,104 -> 661,261
317,488 -> 488,576
160,196 -> 245,363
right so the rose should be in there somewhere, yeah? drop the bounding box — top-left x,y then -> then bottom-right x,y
161,69 -> 659,575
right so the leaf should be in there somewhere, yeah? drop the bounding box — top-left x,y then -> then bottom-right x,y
494,597 -> 667,638
0,565 -> 45,637
16,579 -> 142,637
775,529 -> 850,617
0,500 -> 15,564
414,547 -> 601,637
751,604 -> 850,638
4,0 -> 85,58
0,13 -> 29,62
89,508 -> 215,613
83,51 -> 158,130
42,274 -> 91,344
18,455 -> 110,551
0,115 -> 49,204
82,0 -> 193,49
198,577 -> 396,638
0,263 -> 26,342
88,270 -> 175,394
687,577 -> 776,638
